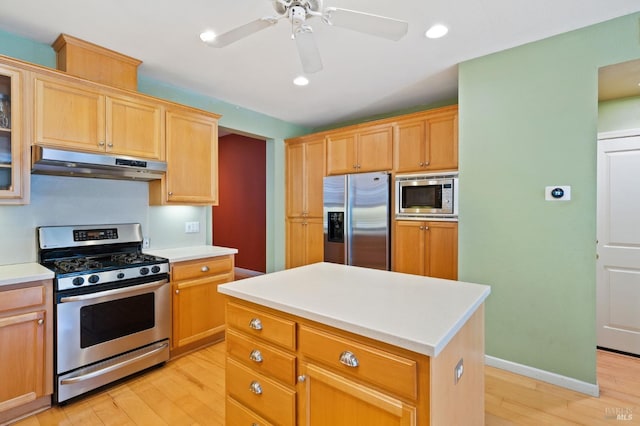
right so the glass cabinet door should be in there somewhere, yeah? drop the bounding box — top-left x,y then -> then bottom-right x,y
0,64 -> 23,201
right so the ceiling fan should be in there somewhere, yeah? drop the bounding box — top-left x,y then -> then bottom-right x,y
202,0 -> 409,74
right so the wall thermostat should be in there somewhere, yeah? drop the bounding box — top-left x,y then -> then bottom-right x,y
545,185 -> 571,201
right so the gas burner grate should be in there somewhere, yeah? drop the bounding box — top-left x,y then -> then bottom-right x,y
54,258 -> 104,273
110,253 -> 159,265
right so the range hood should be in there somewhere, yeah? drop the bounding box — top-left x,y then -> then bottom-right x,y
32,146 -> 167,181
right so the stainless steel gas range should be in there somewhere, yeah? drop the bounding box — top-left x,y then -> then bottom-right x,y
38,223 -> 170,403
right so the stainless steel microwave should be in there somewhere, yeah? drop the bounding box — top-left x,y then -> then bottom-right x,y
395,172 -> 458,220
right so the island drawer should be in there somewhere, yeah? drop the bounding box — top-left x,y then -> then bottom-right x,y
299,325 -> 418,400
226,358 -> 295,426
227,329 -> 296,385
226,302 -> 296,351
171,255 -> 234,281
226,396 -> 274,426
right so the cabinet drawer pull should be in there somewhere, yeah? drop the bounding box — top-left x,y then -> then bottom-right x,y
249,318 -> 263,330
249,349 -> 263,363
339,351 -> 359,368
249,381 -> 263,395
201,265 -> 209,272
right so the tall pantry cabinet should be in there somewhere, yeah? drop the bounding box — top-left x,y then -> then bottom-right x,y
285,137 -> 325,268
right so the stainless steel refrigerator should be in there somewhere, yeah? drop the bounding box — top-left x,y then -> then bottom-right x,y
323,171 -> 391,270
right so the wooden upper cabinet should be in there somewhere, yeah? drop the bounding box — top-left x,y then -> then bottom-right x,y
149,107 -> 219,205
394,106 -> 458,173
286,137 -> 324,218
34,76 -> 105,152
0,63 -> 27,204
33,75 -> 163,160
326,124 -> 392,175
105,94 -> 163,159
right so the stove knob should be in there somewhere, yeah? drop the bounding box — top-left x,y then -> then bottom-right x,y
88,275 -> 100,284
72,277 -> 84,286
117,272 -> 125,279
140,267 -> 150,276
151,265 -> 161,274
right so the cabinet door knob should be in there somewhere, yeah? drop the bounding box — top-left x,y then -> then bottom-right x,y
98,141 -> 105,147
37,318 -> 44,325
175,289 -> 180,294
339,351 -> 359,368
168,192 -> 173,196
353,164 -> 358,169
107,142 -> 113,148
424,161 -> 430,166
297,375 -> 307,383
249,381 -> 263,395
419,162 -> 424,167
249,349 -> 263,363
201,266 -> 209,272
249,318 -> 263,330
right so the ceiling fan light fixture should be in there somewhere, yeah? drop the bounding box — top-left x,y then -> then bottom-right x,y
199,30 -> 216,43
293,75 -> 310,86
425,24 -> 448,39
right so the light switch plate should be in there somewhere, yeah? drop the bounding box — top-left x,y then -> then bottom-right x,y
185,221 -> 200,233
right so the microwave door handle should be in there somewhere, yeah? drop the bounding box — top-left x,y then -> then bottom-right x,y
59,279 -> 168,303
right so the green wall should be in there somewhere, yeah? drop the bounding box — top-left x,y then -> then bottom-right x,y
459,12 -> 640,384
599,96 -> 640,132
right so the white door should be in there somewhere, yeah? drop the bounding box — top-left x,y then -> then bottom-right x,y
597,131 -> 640,355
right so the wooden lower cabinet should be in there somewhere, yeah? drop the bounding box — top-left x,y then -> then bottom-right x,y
285,217 -> 324,269
170,255 -> 234,357
393,220 -> 458,280
298,362 -> 416,426
0,280 -> 53,424
224,298 -> 484,426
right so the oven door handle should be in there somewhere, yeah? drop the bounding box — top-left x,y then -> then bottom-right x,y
59,341 -> 169,385
59,279 -> 168,303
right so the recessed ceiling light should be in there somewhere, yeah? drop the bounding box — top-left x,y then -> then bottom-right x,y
293,76 -> 309,86
200,30 -> 216,43
425,24 -> 448,39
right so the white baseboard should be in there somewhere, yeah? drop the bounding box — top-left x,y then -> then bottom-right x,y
485,355 -> 600,397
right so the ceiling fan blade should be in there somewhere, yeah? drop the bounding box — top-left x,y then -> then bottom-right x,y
323,7 -> 408,41
205,17 -> 278,48
295,27 -> 323,74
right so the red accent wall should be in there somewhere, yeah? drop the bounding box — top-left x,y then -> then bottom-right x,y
213,134 -> 266,272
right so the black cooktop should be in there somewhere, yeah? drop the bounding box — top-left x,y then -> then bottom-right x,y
45,252 -> 166,275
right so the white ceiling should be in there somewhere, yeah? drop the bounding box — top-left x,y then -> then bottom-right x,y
1,0 -> 639,129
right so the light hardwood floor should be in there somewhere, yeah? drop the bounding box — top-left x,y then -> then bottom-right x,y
10,347 -> 640,425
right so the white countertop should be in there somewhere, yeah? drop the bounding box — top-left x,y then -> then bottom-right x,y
0,263 -> 55,287
144,245 -> 238,263
219,262 -> 490,357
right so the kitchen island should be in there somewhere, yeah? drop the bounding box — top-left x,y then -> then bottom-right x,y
219,262 -> 490,425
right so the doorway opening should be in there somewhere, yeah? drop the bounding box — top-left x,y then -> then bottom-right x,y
213,131 -> 267,278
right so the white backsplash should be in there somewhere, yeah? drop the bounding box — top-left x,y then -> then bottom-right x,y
0,174 -> 209,265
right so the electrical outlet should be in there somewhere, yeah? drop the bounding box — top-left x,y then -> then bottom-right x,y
454,358 -> 464,384
184,221 -> 200,233
142,238 -> 150,249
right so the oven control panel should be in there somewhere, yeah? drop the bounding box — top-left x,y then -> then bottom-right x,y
56,263 -> 170,291
74,228 -> 119,241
